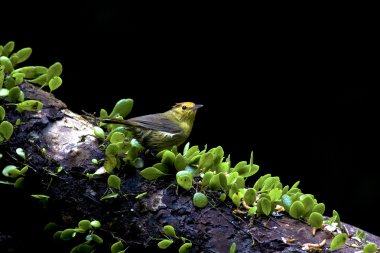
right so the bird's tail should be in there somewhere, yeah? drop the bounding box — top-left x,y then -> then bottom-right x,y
102,118 -> 130,125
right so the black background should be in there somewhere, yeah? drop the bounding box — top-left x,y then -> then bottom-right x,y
2,4 -> 379,236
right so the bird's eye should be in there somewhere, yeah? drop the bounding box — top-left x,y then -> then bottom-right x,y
182,105 -> 187,110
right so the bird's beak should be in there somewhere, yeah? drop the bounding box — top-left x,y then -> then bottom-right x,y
191,104 -> 203,111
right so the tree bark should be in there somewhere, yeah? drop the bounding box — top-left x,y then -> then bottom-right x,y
0,83 -> 379,253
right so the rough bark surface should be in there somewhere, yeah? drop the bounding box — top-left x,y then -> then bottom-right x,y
0,83 -> 379,253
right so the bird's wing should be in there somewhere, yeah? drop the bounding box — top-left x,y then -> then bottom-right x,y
127,114 -> 181,134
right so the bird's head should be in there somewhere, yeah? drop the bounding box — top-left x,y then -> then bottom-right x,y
168,102 -> 203,123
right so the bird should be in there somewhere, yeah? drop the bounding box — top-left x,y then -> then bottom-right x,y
103,102 -> 203,153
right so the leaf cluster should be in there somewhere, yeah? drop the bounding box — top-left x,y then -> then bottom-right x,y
1,40 -> 63,144
157,225 -> 192,253
0,148 -> 28,188
47,219 -> 103,253
93,99 -> 144,174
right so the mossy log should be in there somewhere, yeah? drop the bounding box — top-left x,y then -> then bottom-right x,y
0,83 -> 379,253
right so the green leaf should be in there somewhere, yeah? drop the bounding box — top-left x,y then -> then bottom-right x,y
87,234 -> 103,244
2,165 -> 20,178
219,193 -> 226,201
0,88 -> 9,97
226,172 -> 239,185
163,225 -> 177,238
363,243 -> 378,253
231,192 -> 243,208
108,175 -> 121,190
152,163 -> 169,173
0,106 -> 5,121
176,170 -> 193,190
16,100 -> 43,112
261,177 -> 280,192
300,195 -> 314,216
229,242 -> 236,253
193,192 -> 208,208
16,148 -> 26,160
60,228 -> 76,241
211,146 -> 224,166
248,206 -> 257,215
31,194 -> 50,201
12,66 -> 47,79
90,220 -> 101,229
179,243 -> 192,253
43,222 -> 59,232
258,197 -> 272,216
231,161 -> 250,176
209,174 -> 221,190
0,56 -> 14,72
184,145 -> 199,158
49,76 -> 62,92
0,68 -> 4,88
10,47 -> 32,65
110,132 -> 125,143
70,244 -> 93,253
183,142 -> 190,155
253,174 -> 271,191
308,212 -> 324,228
29,73 -> 47,86
269,188 -> 282,201
8,86 -> 20,102
47,62 -> 63,81
289,201 -> 305,219
0,180 -> 14,185
93,126 -> 105,139
157,239 -> 173,249
199,152 -> 214,171
281,194 -> 292,212
111,241 -> 125,253
244,188 -> 257,206
78,220 -> 91,231
140,167 -> 168,180
332,210 -> 342,228
104,155 -> 117,173
100,192 -> 119,200
109,98 -> 134,118
174,153 -> 188,171
329,233 -> 347,251
312,203 -> 325,215
219,172 -> 227,190
201,171 -> 213,186
291,181 -> 300,189
106,143 -> 119,156
2,41 -> 15,57
161,150 -> 176,165
14,177 -> 24,189
235,176 -> 245,189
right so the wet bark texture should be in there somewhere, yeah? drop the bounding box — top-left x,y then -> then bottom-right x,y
0,83 -> 379,253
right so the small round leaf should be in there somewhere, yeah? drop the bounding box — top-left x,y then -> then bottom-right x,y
176,170 -> 193,190
289,201 -> 305,219
157,239 -> 173,249
163,225 -> 177,238
60,229 -> 76,241
90,220 -> 101,229
109,98 -> 134,118
329,233 -> 347,251
78,220 -> 91,231
308,212 -> 324,228
179,243 -> 192,253
193,192 -> 208,208
93,127 -> 105,139
111,241 -> 125,253
363,243 -> 378,253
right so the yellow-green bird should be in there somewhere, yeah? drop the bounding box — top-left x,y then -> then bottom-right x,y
103,102 -> 202,152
